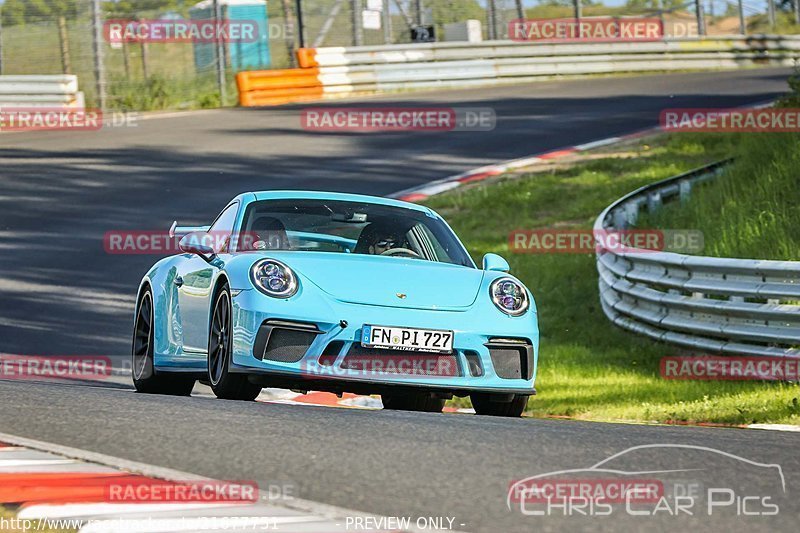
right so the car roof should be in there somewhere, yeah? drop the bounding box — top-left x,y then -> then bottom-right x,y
246,190 -> 436,215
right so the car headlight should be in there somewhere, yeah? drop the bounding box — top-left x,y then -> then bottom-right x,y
490,277 -> 529,316
250,259 -> 298,298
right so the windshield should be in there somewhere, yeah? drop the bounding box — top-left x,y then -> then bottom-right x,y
236,199 -> 474,268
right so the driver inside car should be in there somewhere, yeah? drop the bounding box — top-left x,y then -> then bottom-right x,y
355,223 -> 409,256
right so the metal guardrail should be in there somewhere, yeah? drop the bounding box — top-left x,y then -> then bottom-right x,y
594,160 -> 800,358
0,75 -> 84,108
307,36 -> 800,67
240,35 -> 800,106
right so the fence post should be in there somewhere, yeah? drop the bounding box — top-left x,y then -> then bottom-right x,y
213,0 -> 227,105
351,0 -> 363,46
515,0 -> 525,20
383,0 -> 392,43
91,0 -> 107,111
767,0 -> 776,29
0,10 -> 4,76
695,0 -> 706,36
796,0 -> 800,25
58,16 -> 72,74
738,0 -> 746,34
487,0 -> 496,40
295,0 -> 306,49
280,0 -> 296,67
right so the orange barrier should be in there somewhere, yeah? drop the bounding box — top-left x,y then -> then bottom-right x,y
296,48 -> 318,68
236,53 -> 324,107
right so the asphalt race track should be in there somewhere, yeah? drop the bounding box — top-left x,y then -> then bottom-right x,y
1,68 -> 798,532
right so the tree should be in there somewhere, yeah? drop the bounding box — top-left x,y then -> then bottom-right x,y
429,0 -> 484,26
625,0 -> 686,11
103,1 -> 187,18
1,0 -> 79,27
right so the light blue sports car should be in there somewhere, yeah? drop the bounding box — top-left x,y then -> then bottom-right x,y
133,191 -> 539,416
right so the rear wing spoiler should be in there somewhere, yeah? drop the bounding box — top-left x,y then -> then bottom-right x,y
169,221 -> 211,239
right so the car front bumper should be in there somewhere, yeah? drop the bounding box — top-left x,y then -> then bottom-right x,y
229,289 -> 539,396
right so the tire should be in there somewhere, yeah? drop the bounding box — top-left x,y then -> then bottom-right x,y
132,288 -> 195,396
471,393 -> 528,417
381,392 -> 445,413
208,286 -> 262,401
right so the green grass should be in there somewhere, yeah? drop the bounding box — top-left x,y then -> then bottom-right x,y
0,506 -> 77,532
426,133 -> 800,425
642,133 -> 800,261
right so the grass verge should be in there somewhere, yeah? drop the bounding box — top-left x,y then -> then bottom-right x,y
0,506 -> 77,532
427,132 -> 800,425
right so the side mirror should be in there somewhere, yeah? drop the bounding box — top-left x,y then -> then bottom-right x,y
179,232 -> 216,262
482,253 -> 510,272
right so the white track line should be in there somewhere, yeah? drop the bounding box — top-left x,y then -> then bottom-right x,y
17,503 -> 244,520
747,424 -> 800,432
0,432 -> 467,533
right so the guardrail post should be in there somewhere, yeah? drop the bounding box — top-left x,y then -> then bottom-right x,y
647,192 -> 663,213
624,203 -> 639,226
679,180 -> 692,203
613,209 -> 627,230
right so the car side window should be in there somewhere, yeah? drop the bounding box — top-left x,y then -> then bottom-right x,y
208,203 -> 239,254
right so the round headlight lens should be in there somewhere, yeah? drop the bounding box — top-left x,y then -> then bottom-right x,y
490,277 -> 529,316
251,259 -> 298,298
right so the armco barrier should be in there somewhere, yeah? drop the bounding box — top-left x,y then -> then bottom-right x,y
0,75 -> 85,108
595,160 -> 800,358
237,35 -> 800,107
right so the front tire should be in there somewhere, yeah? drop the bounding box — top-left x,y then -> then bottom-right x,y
381,392 -> 445,413
208,286 -> 262,401
132,288 -> 195,396
471,393 -> 528,417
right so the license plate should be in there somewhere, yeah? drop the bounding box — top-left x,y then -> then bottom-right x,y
361,325 -> 454,354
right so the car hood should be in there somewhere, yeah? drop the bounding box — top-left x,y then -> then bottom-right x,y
268,252 -> 483,311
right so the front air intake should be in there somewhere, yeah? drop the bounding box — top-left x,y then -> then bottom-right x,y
253,320 -> 320,363
486,338 -> 534,380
